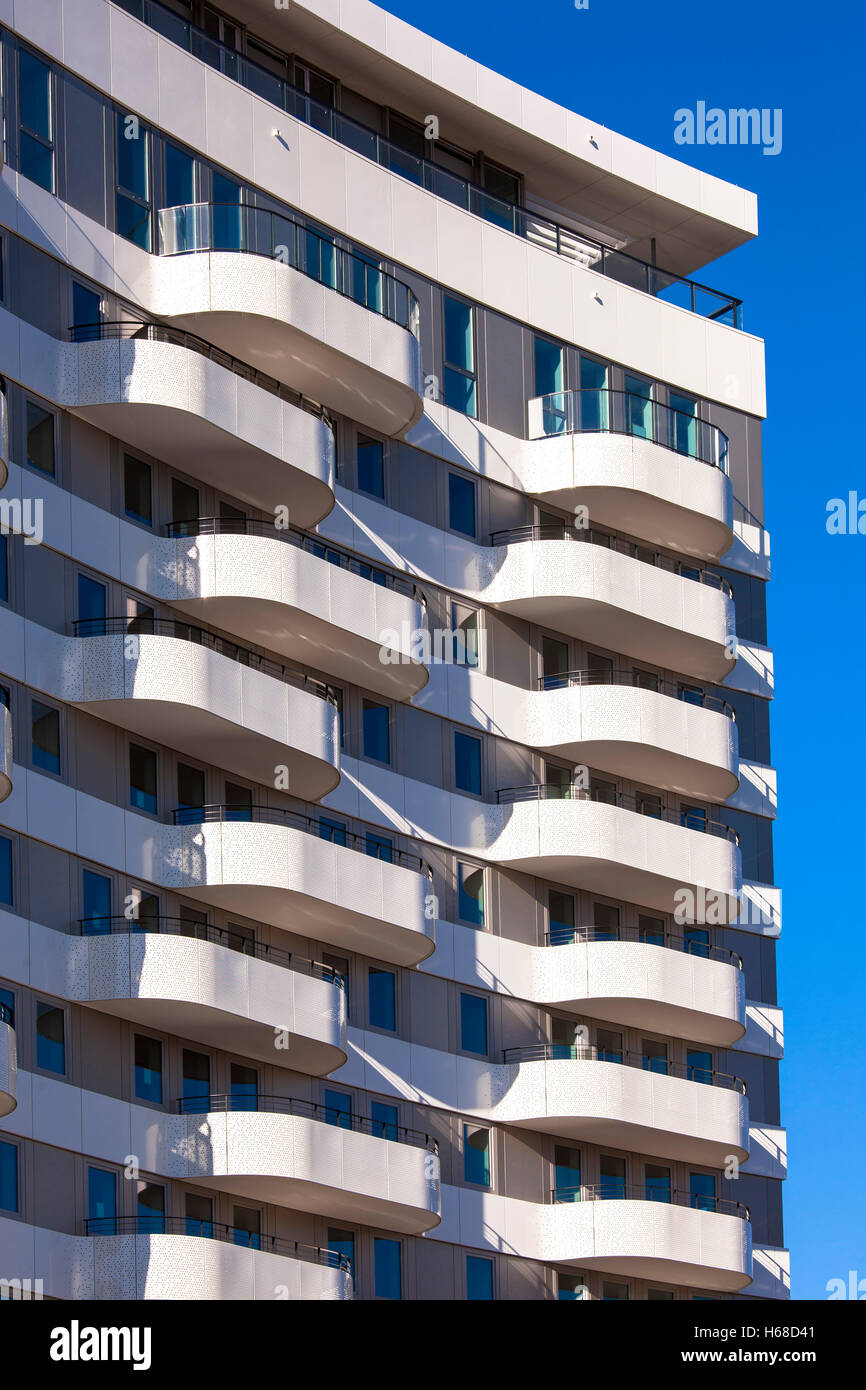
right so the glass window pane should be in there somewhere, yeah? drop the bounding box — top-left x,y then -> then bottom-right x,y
690,1171 -> 716,1211
534,336 -> 563,396
36,1001 -> 65,1073
579,357 -> 608,431
116,192 -> 151,250
554,1144 -> 581,1201
177,762 -> 205,811
134,1034 -> 162,1104
687,1050 -> 714,1085
443,366 -> 476,417
328,1226 -> 355,1269
374,1237 -> 402,1299
458,863 -> 484,926
448,473 -> 476,537
444,297 -> 473,371
548,890 -> 575,945
0,838 -> 12,906
0,1141 -> 18,1212
463,1123 -> 490,1185
137,1181 -> 165,1232
230,1062 -> 257,1110
370,1100 -> 398,1142
466,1255 -> 494,1299
82,869 -> 111,929
182,1049 -> 210,1108
460,992 -> 488,1055
319,817 -> 347,847
454,731 -> 481,795
599,1154 -> 626,1199
232,1205 -> 261,1248
357,435 -> 384,497
165,143 -> 195,208
19,50 -> 52,139
185,1191 -> 213,1238
72,283 -> 101,340
116,110 -> 148,199
625,375 -> 653,438
19,131 -> 53,190
77,574 -> 106,626
124,456 -> 152,525
31,701 -> 60,775
645,1163 -> 671,1201
670,392 -> 697,456
87,1167 -> 116,1224
362,701 -> 390,763
324,1089 -> 352,1129
0,536 -> 7,604
130,744 -> 157,814
368,968 -> 396,1031
26,403 -> 54,475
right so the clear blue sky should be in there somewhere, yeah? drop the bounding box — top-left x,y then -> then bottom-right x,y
380,0 -> 865,1299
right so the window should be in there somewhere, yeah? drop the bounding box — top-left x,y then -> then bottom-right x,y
165,142 -> 196,209
366,831 -> 393,864
685,926 -> 710,959
648,1288 -> 676,1300
129,743 -> 157,814
443,297 -> 476,416
645,1163 -> 671,1202
590,777 -> 617,807
371,1101 -> 399,1142
374,1237 -> 402,1299
31,701 -> 60,776
597,1028 -> 623,1064
548,890 -> 575,946
224,781 -> 252,820
137,1181 -> 165,1233
588,651 -> 613,682
637,790 -> 662,820
635,668 -> 660,692
451,602 -> 480,667
177,762 -> 205,811
230,1062 -> 257,1111
639,914 -> 665,947
579,357 -> 608,431
454,730 -> 482,795
87,1167 -> 116,1227
0,535 -> 7,604
211,172 -> 243,252
357,435 -> 385,498
185,1192 -> 213,1239
0,1141 -> 18,1212
552,1016 -> 581,1058
457,862 -> 484,926
362,700 -> 390,764
448,472 -> 476,538
319,817 -> 347,847
324,1089 -> 352,1130
124,456 -> 152,526
460,991 -> 488,1055
36,1001 -> 65,1073
545,763 -> 572,799
625,374 -> 653,439
541,636 -> 569,688
554,1145 -> 581,1203
534,335 -> 564,398
689,1172 -> 716,1212
323,952 -> 350,1009
25,403 -> 55,476
182,1049 -> 210,1110
368,967 -> 396,1031
463,1123 -> 490,1186
72,283 -> 102,341
593,903 -> 620,940
687,1050 -> 713,1085
0,837 -> 12,906
77,574 -> 106,627
232,1205 -> 261,1249
466,1255 -> 494,1300
558,1273 -> 586,1301
328,1227 -> 355,1272
171,477 -> 199,524
134,1034 -> 162,1104
82,869 -> 111,931
599,1155 -> 626,1200
18,48 -> 54,191
670,392 -> 697,456
115,109 -> 151,249
603,1281 -> 629,1301
681,802 -> 707,832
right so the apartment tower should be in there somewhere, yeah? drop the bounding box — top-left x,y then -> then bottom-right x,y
0,0 -> 786,1301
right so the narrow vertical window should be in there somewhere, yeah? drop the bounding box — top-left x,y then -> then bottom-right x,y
124,456 -> 153,526
115,109 -> 151,250
36,1001 -> 65,1074
460,992 -> 488,1055
25,403 -> 55,476
457,863 -> 484,926
357,435 -> 385,498
31,701 -> 60,775
463,1123 -> 491,1186
443,297 -> 477,416
368,967 -> 396,1031
18,49 -> 54,191
448,473 -> 476,537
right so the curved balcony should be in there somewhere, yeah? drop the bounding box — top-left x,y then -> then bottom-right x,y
169,1095 -> 440,1235
161,805 -> 435,966
485,525 -> 735,683
540,929 -> 745,1045
525,390 -> 733,561
542,1189 -> 751,1292
67,322 -> 335,526
78,1219 -> 352,1300
531,669 -> 738,801
75,918 -> 346,1076
499,1045 -> 748,1165
0,1004 -> 17,1118
154,204 -> 423,436
0,702 -> 12,803
70,619 -> 341,801
487,787 -> 741,919
163,518 -> 429,699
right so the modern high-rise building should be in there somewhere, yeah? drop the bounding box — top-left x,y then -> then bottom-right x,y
0,0 -> 786,1302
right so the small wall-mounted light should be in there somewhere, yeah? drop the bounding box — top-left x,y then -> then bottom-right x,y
272,128 -> 282,138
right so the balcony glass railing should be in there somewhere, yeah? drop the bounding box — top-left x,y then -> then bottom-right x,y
550,1183 -> 748,1218
83,1216 -> 352,1271
489,523 -> 733,596
529,388 -> 729,473
174,1092 -> 438,1151
536,666 -> 735,720
503,1043 -> 746,1092
542,922 -> 742,966
157,202 -> 420,337
113,0 -> 742,328
495,784 -> 740,843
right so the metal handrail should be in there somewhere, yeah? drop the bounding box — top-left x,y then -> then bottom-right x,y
537,667 -> 735,721
503,1042 -> 746,1093
544,924 -> 742,968
495,784 -> 740,845
551,1183 -> 749,1220
72,616 -> 339,707
76,916 -> 345,989
529,387 -> 729,473
175,1092 -> 438,1152
489,523 -> 733,596
82,1216 -> 352,1272
157,202 -> 420,337
111,0 -> 743,329
166,516 -> 427,606
0,1002 -> 13,1026
170,803 -> 434,879
66,319 -> 333,427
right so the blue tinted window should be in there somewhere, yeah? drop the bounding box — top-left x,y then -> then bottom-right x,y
463,1124 -> 490,1186
448,473 -> 476,537
129,743 -> 157,814
444,297 -> 473,371
454,731 -> 481,794
374,1237 -> 401,1299
0,535 -> 7,603
88,1167 -> 116,1224
460,992 -> 488,1055
690,1172 -> 716,1211
328,1226 -> 355,1271
366,832 -> 393,864
466,1255 -> 494,1299
0,838 -> 12,906
31,701 -> 60,775
137,1182 -> 164,1233
534,336 -> 563,396
371,1100 -> 398,1143
135,1034 -> 162,1104
82,870 -> 111,930
362,701 -> 390,763
443,368 -> 477,416
72,283 -> 101,340
36,1001 -> 65,1073
687,1050 -> 713,1085
319,817 -> 347,847
324,1089 -> 352,1129
0,1141 -> 18,1211
458,863 -> 484,926
230,1063 -> 257,1111
181,1049 -> 210,1109
19,49 -> 54,191
368,968 -> 396,1031
115,111 -> 150,249
26,403 -> 55,475
357,436 -> 384,497
165,143 -> 195,208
